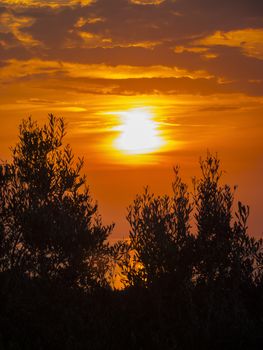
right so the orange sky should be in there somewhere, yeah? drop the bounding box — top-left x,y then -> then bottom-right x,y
0,0 -> 263,239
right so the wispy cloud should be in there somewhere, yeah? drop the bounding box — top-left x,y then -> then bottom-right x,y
0,0 -> 263,97
130,0 -> 165,4
0,0 -> 94,8
196,29 -> 263,60
0,59 -> 213,81
0,12 -> 41,47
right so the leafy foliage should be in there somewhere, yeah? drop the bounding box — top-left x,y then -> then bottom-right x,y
121,154 -> 262,291
0,115 -> 113,291
120,167 -> 194,288
194,155 -> 261,287
1,116 -> 263,350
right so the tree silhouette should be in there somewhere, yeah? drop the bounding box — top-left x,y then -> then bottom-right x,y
194,154 -> 261,287
116,153 -> 263,349
189,154 -> 263,346
120,167 -> 194,289
1,116 -> 263,350
0,115 -> 113,291
121,154 -> 262,291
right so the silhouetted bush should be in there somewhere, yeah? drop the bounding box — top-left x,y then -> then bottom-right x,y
0,115 -> 113,292
1,116 -> 263,350
116,153 -> 263,349
118,167 -> 194,292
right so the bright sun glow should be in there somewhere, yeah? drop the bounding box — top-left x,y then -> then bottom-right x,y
114,108 -> 163,154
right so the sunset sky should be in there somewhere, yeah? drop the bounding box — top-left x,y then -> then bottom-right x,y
0,0 -> 263,239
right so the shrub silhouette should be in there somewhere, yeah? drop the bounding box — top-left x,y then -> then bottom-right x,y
194,155 -> 261,287
119,167 -> 194,289
1,116 -> 263,350
192,155 -> 263,346
117,153 -> 263,349
121,154 -> 262,293
0,115 -> 113,291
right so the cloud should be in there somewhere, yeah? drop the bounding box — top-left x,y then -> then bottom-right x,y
74,16 -> 105,28
68,28 -> 161,49
1,58 -> 262,97
130,0 -> 165,4
0,0 -> 94,7
196,28 -> 263,60
0,58 -> 213,81
174,46 -> 218,59
0,12 -> 41,46
0,0 -> 263,98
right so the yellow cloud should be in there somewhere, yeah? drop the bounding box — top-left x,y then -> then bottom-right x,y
174,46 -> 218,59
86,17 -> 105,24
0,12 -> 40,46
79,31 -> 161,49
74,16 -> 104,28
196,28 -> 263,60
74,17 -> 88,28
0,59 -> 213,81
130,0 -> 165,4
66,29 -> 161,49
0,0 -> 94,7
174,46 -> 218,60
174,46 -> 208,54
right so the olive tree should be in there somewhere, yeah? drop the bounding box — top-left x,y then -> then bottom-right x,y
0,115 -> 113,291
194,154 -> 261,288
120,167 -> 194,288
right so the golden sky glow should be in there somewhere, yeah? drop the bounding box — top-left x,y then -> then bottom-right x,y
0,0 -> 263,238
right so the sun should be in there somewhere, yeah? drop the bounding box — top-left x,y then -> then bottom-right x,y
114,108 -> 163,154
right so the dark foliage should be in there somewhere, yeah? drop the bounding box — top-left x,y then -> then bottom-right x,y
0,116 -> 263,350
118,167 -> 194,291
0,115 -> 113,292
